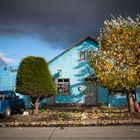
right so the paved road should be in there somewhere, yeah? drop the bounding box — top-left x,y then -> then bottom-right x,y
0,126 -> 140,140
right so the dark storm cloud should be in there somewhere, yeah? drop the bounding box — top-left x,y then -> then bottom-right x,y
0,0 -> 140,48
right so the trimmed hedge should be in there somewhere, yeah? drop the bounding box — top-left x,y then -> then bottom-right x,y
16,56 -> 56,97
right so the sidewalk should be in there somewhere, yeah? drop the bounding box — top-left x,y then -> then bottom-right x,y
0,126 -> 140,140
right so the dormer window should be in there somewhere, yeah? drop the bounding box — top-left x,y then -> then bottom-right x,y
80,50 -> 93,61
80,51 -> 86,60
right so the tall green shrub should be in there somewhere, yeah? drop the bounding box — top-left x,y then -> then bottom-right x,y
16,56 -> 56,113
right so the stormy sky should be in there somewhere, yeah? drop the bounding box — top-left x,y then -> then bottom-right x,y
0,0 -> 139,49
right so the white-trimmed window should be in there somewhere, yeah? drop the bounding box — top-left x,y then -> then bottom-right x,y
57,78 -> 70,95
80,50 -> 93,61
80,51 -> 86,60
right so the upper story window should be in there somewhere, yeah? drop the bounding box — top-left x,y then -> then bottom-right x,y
57,78 -> 70,95
80,50 -> 93,61
80,51 -> 86,60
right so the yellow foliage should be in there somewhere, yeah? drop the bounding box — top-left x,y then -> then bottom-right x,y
88,16 -> 140,90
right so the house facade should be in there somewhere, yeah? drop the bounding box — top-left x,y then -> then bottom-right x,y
0,66 -> 31,108
0,36 -> 140,107
48,36 -> 140,107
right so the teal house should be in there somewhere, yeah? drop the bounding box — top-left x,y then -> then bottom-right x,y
48,36 -> 140,107
0,36 -> 140,107
0,64 -> 31,108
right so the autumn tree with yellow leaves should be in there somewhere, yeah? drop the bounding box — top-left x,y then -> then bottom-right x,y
89,16 -> 140,112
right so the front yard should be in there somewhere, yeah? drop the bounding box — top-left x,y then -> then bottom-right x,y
0,107 -> 140,127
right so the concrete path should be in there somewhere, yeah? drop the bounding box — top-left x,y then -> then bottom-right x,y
0,126 -> 140,140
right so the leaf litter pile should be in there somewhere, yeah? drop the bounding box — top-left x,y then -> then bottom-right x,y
0,107 -> 140,127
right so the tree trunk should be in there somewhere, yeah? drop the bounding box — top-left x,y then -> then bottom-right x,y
34,100 -> 40,115
126,89 -> 135,113
31,97 -> 40,115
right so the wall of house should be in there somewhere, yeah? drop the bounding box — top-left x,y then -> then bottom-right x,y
0,67 -> 16,91
97,86 -> 108,105
49,38 -> 140,107
49,39 -> 108,105
0,66 -> 31,108
136,87 -> 140,103
108,95 -> 127,107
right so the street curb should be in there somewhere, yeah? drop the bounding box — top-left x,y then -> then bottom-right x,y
0,120 -> 140,127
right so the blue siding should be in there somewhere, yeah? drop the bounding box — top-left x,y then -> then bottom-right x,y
136,87 -> 140,103
108,95 -> 127,107
49,43 -> 89,104
49,38 -> 107,104
98,86 -> 108,104
49,37 -> 140,106
0,67 -> 16,91
0,66 -> 31,108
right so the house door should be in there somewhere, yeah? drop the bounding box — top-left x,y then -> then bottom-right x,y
85,77 -> 97,105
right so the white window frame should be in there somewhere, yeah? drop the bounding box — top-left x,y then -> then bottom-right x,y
57,78 -> 70,95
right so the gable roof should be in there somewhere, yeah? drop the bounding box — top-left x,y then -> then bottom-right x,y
0,57 -> 7,67
49,35 -> 98,63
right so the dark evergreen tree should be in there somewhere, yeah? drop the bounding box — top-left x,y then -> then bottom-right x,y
16,56 -> 56,114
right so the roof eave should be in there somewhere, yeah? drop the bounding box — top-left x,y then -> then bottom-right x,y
49,35 -> 98,64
